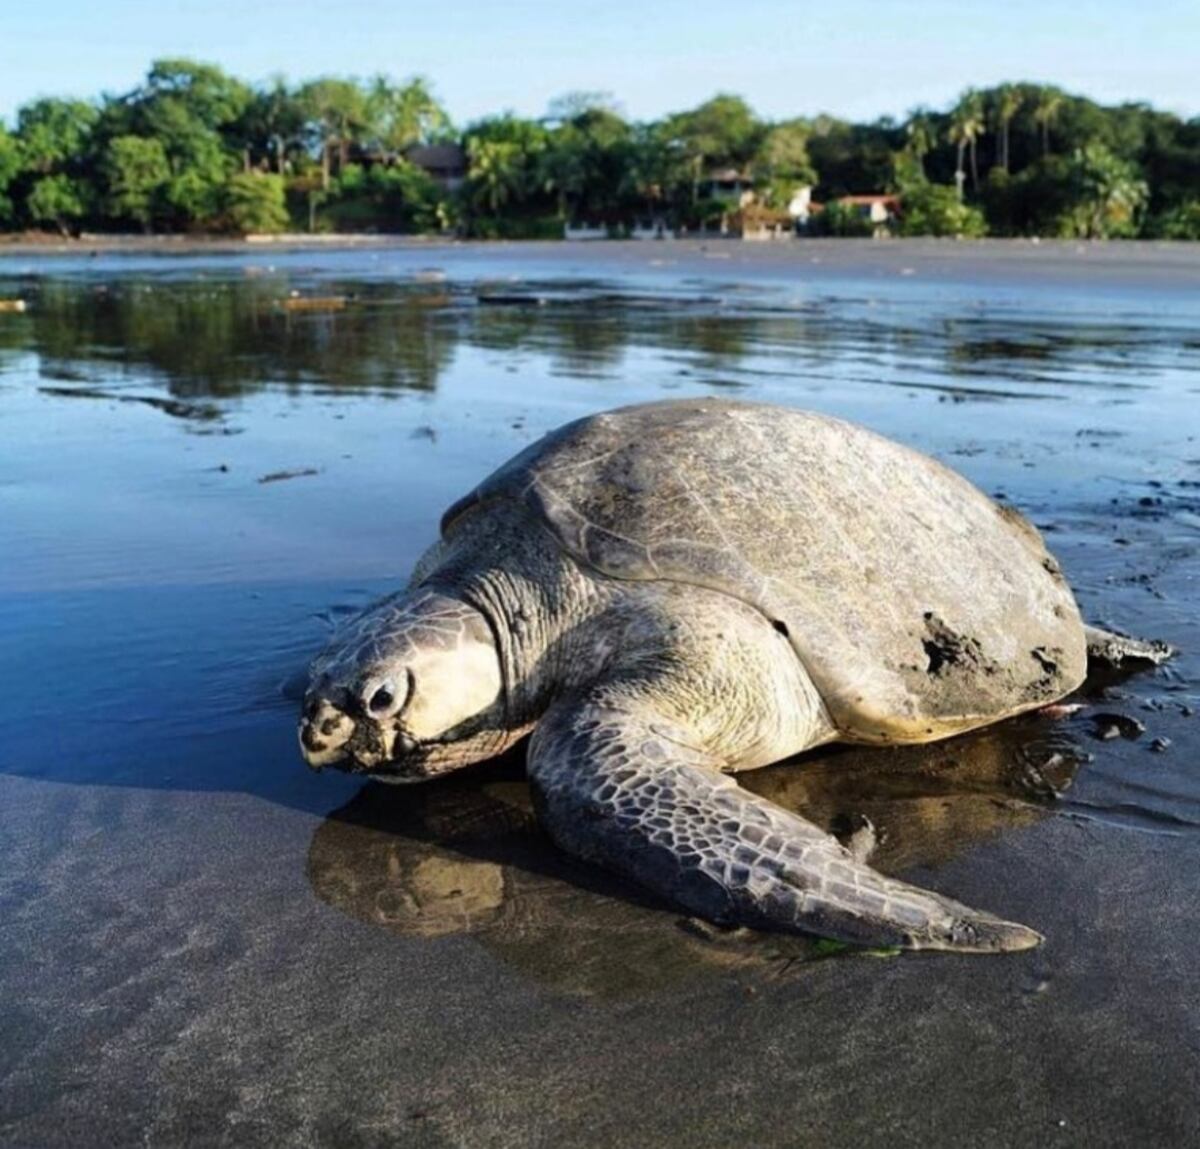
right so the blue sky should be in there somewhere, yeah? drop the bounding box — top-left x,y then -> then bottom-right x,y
2,0 -> 1197,125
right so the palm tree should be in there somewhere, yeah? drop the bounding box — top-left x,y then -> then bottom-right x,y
905,108 -> 936,180
1032,87 -> 1064,158
992,85 -> 1022,173
297,79 -> 370,189
948,90 -> 985,198
465,137 -> 523,215
539,121 -> 589,219
366,76 -> 450,153
237,78 -> 304,174
1069,143 -> 1147,237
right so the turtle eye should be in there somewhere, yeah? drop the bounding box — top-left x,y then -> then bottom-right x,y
368,685 -> 395,713
365,673 -> 409,717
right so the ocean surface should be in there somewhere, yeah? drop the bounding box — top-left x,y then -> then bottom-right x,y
1,239 -> 1197,1146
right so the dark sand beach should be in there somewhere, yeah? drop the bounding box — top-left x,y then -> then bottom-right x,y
0,240 -> 1197,1146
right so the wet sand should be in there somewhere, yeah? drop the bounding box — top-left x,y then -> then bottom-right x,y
4,232 -> 1200,286
0,242 -> 1197,1146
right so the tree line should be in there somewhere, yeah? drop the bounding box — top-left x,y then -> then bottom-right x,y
1,59 -> 1198,240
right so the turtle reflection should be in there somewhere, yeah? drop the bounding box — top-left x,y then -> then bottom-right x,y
307,711 -> 1085,996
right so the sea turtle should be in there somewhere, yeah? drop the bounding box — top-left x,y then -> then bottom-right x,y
300,400 -> 1171,952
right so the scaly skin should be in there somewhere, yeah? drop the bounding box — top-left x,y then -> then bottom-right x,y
526,586 -> 1041,953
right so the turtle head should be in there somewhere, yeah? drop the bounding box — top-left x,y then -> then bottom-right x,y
300,589 -> 509,780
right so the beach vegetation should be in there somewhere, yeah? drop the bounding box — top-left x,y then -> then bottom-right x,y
898,183 -> 987,237
223,171 -> 289,234
1,60 -> 1199,240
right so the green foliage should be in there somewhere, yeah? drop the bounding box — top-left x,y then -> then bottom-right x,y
755,119 -> 817,191
754,178 -> 803,212
620,123 -> 677,219
811,939 -> 851,957
812,200 -> 875,237
807,116 -> 900,199
462,117 -> 552,229
26,175 -> 89,234
231,79 -> 307,173
892,146 -> 927,193
322,162 -> 448,233
948,89 -> 986,193
296,77 -> 371,188
899,183 -> 987,237
645,94 -> 767,225
465,136 -> 526,216
334,162 -> 368,196
163,136 -> 230,227
990,84 -> 1023,173
466,212 -> 562,240
1054,144 -> 1147,238
662,94 -> 763,175
140,59 -> 251,133
99,59 -> 250,230
1150,200 -> 1200,239
547,91 -> 622,121
904,110 -> 936,170
541,107 -> 635,222
103,136 -> 170,230
223,171 -> 288,233
810,938 -> 901,959
366,76 -> 450,151
976,157 -> 1059,235
16,99 -> 97,173
370,164 -> 449,232
1032,87 -> 1065,156
0,63 -> 1197,240
0,126 -> 22,221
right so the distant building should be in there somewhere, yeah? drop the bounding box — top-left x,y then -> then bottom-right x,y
788,186 -> 817,228
345,142 -> 468,193
836,194 -> 902,235
725,185 -> 820,239
630,219 -> 673,240
698,168 -> 755,206
731,204 -> 795,241
405,144 -> 468,192
563,223 -> 609,241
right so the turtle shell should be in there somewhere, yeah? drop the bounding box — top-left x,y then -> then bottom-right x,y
443,400 -> 1086,743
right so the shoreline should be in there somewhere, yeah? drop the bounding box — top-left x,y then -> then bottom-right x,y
0,231 -> 436,257
2,234 -> 1200,297
1,231 -> 1199,258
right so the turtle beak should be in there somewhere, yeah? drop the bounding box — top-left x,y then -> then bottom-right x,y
299,696 -> 356,770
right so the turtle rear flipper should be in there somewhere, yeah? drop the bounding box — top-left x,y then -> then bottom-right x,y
1085,625 -> 1175,668
528,698 -> 1041,954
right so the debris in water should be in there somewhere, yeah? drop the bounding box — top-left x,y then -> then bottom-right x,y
280,295 -> 348,312
1039,702 -> 1085,720
258,467 -> 320,484
38,385 -> 220,422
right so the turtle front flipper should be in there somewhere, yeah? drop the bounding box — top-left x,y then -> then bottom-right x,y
1084,625 -> 1174,668
528,699 -> 1042,954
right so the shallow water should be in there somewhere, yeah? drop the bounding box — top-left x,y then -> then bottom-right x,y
1,240 -> 1198,1146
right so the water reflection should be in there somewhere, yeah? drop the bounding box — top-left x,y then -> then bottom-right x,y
308,712 -> 1086,997
1,278 -> 461,397
3,272 -> 1195,421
